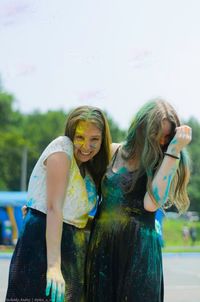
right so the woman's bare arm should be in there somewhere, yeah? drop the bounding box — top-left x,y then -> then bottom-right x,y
45,152 -> 71,301
144,125 -> 192,212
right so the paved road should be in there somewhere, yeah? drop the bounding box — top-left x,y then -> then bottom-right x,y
1,253 -> 200,302
163,253 -> 200,302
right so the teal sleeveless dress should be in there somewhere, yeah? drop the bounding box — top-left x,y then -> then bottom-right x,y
85,151 -> 164,302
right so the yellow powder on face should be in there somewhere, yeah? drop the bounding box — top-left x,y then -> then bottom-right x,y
76,121 -> 91,135
74,121 -> 91,147
74,121 -> 102,149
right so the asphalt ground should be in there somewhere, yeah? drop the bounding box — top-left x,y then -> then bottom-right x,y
1,253 -> 200,302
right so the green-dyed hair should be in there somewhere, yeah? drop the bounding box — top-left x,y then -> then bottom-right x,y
65,105 -> 112,190
122,98 -> 191,213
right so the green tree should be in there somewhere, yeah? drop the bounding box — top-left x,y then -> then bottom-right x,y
105,112 -> 127,142
187,117 -> 200,213
22,110 -> 67,152
0,91 -> 23,130
22,110 -> 67,183
0,131 -> 26,190
0,89 -> 26,190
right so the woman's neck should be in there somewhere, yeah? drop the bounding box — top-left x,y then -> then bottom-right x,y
79,164 -> 86,178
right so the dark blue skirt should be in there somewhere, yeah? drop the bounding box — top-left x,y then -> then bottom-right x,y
6,208 -> 88,302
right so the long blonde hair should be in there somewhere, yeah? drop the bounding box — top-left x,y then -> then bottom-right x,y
122,98 -> 191,213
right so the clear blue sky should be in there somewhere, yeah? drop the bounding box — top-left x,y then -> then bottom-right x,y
0,0 -> 200,129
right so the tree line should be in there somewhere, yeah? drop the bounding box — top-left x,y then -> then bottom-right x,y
0,87 -> 199,213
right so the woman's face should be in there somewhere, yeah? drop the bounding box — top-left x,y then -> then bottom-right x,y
159,119 -> 173,146
73,120 -> 102,165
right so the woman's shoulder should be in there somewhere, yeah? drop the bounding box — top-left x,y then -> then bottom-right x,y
43,136 -> 74,160
48,136 -> 73,147
51,135 -> 72,145
111,143 -> 122,157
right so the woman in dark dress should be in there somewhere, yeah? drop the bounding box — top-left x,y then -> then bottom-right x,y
85,99 -> 192,302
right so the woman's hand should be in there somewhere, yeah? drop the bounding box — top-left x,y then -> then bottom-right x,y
21,205 -> 28,218
167,125 -> 192,156
46,266 -> 65,302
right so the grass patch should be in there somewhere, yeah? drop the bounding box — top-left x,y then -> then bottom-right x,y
0,245 -> 14,254
162,218 -> 200,247
163,246 -> 200,253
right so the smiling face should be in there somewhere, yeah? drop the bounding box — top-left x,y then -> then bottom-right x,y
73,121 -> 102,165
159,119 -> 173,146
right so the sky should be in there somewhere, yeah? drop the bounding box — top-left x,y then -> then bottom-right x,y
0,0 -> 200,129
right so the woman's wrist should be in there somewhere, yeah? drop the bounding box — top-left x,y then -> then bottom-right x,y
165,146 -> 180,159
164,152 -> 180,160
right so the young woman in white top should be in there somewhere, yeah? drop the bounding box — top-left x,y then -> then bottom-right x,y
6,106 -> 112,302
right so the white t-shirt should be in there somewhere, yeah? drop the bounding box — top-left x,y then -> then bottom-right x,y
26,136 -> 97,228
